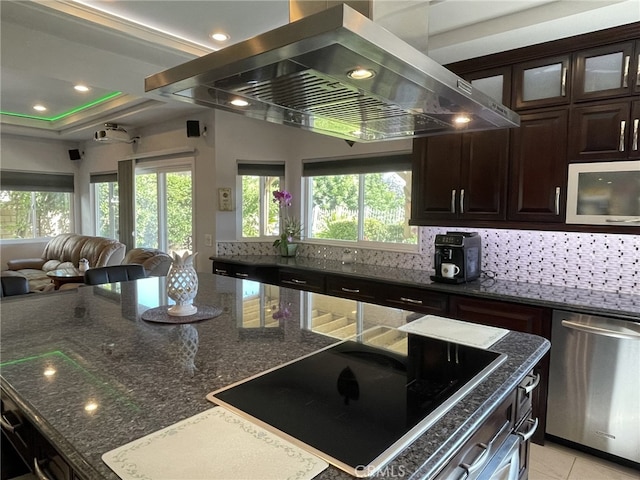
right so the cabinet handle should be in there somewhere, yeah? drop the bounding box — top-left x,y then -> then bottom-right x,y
520,372 -> 541,394
451,189 -> 456,213
619,120 -> 626,151
633,119 -> 639,151
235,273 -> 249,278
622,55 -> 630,88
33,459 -> 54,480
461,443 -> 490,474
0,413 -> 21,433
517,417 -> 539,442
400,297 -> 423,305
214,269 -> 227,275
555,187 -> 560,215
637,54 -> 640,88
459,189 -> 465,214
561,66 -> 567,96
341,287 -> 360,293
290,278 -> 307,285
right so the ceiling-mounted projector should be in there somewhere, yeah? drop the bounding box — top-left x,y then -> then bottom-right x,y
94,123 -> 131,143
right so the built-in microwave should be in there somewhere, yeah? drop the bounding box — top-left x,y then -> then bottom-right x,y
566,160 -> 640,226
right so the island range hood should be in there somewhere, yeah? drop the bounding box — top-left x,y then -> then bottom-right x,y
145,4 -> 519,143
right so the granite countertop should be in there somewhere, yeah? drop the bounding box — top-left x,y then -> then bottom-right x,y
0,274 -> 549,480
211,255 -> 640,321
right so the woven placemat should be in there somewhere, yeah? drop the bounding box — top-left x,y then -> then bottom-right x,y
141,305 -> 223,324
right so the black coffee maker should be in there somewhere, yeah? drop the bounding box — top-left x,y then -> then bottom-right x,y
431,232 -> 482,284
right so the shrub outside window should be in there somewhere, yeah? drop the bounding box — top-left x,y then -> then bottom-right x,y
0,171 -> 74,239
304,155 -> 416,245
92,173 -> 119,240
238,163 -> 285,239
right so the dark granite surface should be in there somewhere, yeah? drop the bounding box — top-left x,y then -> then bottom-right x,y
0,274 -> 548,480
212,255 -> 640,321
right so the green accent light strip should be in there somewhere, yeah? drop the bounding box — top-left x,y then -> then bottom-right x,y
0,91 -> 122,121
1,350 -> 141,412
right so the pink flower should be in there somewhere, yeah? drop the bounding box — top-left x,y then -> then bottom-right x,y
273,190 -> 292,207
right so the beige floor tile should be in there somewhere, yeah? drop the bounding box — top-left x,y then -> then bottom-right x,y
530,468 -> 565,480
530,443 -> 575,480
567,457 -> 640,480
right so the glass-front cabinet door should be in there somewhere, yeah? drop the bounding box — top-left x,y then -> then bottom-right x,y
513,55 -> 571,109
465,66 -> 512,106
573,42 -> 637,101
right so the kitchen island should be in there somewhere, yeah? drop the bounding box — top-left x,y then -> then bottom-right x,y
1,274 -> 549,479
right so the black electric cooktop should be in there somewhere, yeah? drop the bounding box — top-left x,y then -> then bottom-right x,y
207,327 -> 506,477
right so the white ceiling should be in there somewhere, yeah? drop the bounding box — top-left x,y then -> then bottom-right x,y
1,0 -> 638,143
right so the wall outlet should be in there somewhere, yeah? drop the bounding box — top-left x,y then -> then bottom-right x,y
204,234 -> 213,247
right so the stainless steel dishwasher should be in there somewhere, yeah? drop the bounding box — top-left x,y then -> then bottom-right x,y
546,310 -> 640,464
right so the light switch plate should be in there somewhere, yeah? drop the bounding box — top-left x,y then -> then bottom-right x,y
218,187 -> 232,211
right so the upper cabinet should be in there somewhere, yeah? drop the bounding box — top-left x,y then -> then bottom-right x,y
513,55 -> 571,110
568,99 -> 640,162
411,130 -> 509,223
412,22 -> 640,231
508,108 -> 569,223
572,42 -> 638,102
411,68 -> 510,224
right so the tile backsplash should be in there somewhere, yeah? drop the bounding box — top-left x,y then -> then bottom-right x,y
217,227 -> 639,295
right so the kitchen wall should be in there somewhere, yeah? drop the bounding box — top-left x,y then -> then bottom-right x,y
217,227 -> 639,295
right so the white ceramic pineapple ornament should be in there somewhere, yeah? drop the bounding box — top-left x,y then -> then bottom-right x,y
166,251 -> 198,316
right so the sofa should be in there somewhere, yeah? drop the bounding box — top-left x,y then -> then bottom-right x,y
122,248 -> 173,277
6,234 -> 126,292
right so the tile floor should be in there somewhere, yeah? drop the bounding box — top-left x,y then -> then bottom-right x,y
530,442 -> 639,480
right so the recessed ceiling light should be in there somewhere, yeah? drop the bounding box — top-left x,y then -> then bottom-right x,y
33,104 -> 47,112
230,98 -> 249,107
211,32 -> 230,42
347,68 -> 375,80
74,84 -> 90,92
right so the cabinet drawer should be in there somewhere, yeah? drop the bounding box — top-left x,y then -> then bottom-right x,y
449,296 -> 550,336
278,269 -> 325,293
213,261 -> 275,283
325,275 -> 377,302
383,285 -> 448,315
435,391 -> 515,479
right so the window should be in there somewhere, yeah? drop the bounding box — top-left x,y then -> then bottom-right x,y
91,173 -> 119,240
238,163 -> 285,238
303,155 -> 416,245
135,166 -> 193,254
0,171 -> 73,239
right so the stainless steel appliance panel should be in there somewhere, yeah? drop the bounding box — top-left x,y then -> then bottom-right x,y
547,311 -> 640,463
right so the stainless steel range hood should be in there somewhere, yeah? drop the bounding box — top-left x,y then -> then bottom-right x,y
145,4 -> 519,143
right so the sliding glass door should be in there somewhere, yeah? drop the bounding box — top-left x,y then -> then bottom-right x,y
135,165 -> 193,255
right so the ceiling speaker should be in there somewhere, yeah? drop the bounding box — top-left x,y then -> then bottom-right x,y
68,149 -> 82,161
186,120 -> 200,137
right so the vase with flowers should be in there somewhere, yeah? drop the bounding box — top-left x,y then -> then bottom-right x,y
272,189 -> 302,257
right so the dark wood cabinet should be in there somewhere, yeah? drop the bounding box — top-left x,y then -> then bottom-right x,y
567,100 -> 640,161
513,55 -> 571,110
1,390 -> 78,480
573,42 -> 637,102
381,284 -> 448,315
448,296 -> 550,445
508,108 -> 569,223
411,129 -> 509,223
278,268 -> 325,293
212,260 -> 275,283
325,274 -> 378,303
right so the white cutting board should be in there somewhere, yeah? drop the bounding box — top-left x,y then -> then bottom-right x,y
399,315 -> 509,349
102,407 -> 328,480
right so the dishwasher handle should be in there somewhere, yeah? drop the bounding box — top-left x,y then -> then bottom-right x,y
561,319 -> 640,340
